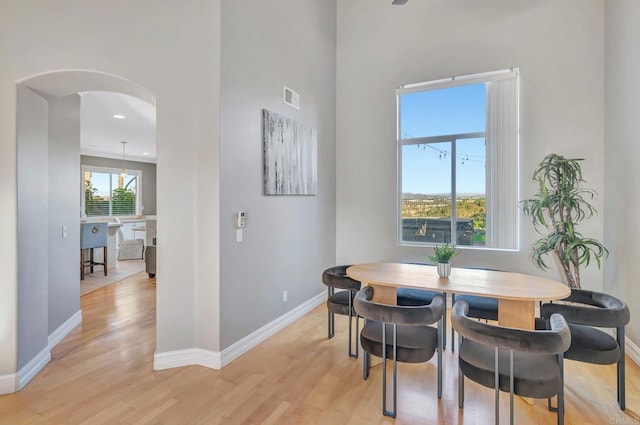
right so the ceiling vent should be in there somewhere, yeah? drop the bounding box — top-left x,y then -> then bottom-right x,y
283,86 -> 300,110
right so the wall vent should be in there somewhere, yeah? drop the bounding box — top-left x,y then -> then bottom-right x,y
283,86 -> 300,110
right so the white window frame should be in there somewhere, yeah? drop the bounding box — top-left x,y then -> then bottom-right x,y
396,68 -> 519,250
81,165 -> 143,217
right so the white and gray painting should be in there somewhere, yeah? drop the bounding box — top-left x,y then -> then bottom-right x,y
263,109 -> 317,195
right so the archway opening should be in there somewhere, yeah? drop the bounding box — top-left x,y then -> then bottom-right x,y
15,69 -> 157,390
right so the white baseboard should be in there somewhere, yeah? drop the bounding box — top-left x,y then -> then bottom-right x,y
154,290 -> 326,371
48,310 -> 82,349
625,335 -> 640,366
153,348 -> 221,370
10,310 -> 83,393
219,290 -> 326,368
16,346 -> 51,390
0,373 -> 16,395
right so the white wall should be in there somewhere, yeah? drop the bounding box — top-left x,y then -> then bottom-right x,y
47,95 -> 81,334
0,0 -> 222,389
16,86 -> 49,370
336,0 -> 606,288
604,0 -> 640,345
219,0 -> 337,348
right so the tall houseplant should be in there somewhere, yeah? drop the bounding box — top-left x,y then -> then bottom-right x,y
520,154 -> 608,289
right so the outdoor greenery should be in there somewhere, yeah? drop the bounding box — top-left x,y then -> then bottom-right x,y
428,243 -> 459,264
402,196 -> 486,245
85,178 -> 137,216
402,197 -> 486,230
520,153 -> 608,289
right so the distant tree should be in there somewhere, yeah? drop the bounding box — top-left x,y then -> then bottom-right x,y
112,187 -> 136,215
85,180 -> 108,216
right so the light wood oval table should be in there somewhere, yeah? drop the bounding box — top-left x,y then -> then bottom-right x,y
347,262 -> 571,330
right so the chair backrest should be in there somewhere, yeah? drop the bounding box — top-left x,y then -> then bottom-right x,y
354,286 -> 444,326
322,265 -> 361,291
80,222 -> 107,249
452,300 -> 570,355
541,288 -> 630,328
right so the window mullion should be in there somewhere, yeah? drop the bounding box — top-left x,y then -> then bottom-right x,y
109,173 -> 113,216
451,140 -> 457,245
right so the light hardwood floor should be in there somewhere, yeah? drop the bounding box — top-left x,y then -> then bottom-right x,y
79,259 -> 145,296
1,274 -> 639,424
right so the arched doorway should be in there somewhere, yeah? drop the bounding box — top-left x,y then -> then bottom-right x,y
15,70 -> 157,391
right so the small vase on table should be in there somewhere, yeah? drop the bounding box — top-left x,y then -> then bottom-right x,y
437,262 -> 451,278
429,243 -> 458,278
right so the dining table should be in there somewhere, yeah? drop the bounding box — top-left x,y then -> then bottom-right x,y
346,262 -> 571,330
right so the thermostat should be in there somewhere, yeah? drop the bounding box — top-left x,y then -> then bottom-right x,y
236,211 -> 246,228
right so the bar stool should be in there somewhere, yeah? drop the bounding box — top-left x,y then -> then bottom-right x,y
80,222 -> 108,280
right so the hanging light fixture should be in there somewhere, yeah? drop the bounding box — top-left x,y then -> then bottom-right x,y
120,141 -> 127,177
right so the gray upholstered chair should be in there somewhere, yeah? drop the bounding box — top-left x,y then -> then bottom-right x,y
450,293 -> 498,350
355,286 -> 444,418
397,288 -> 448,349
450,267 -> 499,351
540,288 -> 630,410
322,265 -> 361,358
452,300 -> 571,425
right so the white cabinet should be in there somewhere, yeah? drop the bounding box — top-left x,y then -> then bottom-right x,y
119,221 -> 146,244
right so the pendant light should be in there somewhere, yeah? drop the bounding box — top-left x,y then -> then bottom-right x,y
120,141 -> 127,177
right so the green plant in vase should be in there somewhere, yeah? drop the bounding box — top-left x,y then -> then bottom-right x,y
429,243 -> 459,277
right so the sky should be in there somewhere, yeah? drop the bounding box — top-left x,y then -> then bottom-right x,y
88,172 -> 137,197
400,83 -> 486,195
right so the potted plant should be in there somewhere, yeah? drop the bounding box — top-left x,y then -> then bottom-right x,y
429,243 -> 459,277
520,153 -> 608,289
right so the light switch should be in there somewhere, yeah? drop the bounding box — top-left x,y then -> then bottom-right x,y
236,228 -> 243,242
62,225 -> 68,238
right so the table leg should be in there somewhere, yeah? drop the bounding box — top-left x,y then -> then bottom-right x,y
498,299 -> 536,405
368,284 -> 397,305
498,299 -> 535,330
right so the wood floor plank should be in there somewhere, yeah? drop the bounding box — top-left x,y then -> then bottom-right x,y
0,273 -> 638,424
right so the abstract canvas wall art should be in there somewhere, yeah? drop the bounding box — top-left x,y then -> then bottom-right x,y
263,109 -> 317,195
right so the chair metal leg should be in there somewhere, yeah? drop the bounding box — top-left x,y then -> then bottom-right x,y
451,293 -> 456,352
618,326 -> 626,410
442,292 -> 447,350
362,318 -> 370,380
363,350 -> 370,380
437,316 -> 443,399
458,333 -> 464,408
495,347 -> 500,425
348,290 -> 359,359
382,323 -> 398,418
509,350 -> 514,425
327,287 -> 334,338
558,353 -> 565,425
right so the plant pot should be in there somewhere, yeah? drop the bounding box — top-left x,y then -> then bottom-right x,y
437,262 -> 451,278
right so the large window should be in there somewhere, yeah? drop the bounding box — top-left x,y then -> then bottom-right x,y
397,69 -> 519,250
82,165 -> 142,217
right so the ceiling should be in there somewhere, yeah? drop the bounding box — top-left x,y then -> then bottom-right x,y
80,91 -> 156,163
